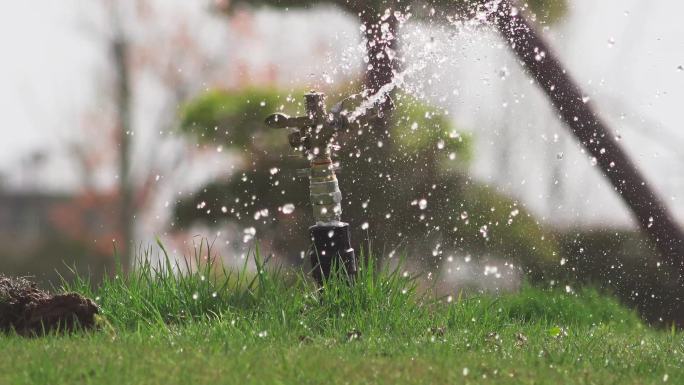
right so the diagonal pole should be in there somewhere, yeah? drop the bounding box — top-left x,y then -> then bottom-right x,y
490,0 -> 684,279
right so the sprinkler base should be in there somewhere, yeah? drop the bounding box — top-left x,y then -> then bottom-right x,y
308,223 -> 357,286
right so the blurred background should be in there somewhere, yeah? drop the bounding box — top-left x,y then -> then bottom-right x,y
1,0 -> 683,321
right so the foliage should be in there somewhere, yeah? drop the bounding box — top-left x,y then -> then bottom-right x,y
175,87 -> 560,279
60,243 -> 640,331
452,183 -> 559,280
525,0 -> 568,24
180,88 -> 289,150
229,0 -> 568,25
2,246 -> 682,384
392,94 -> 471,161
555,229 -> 684,326
59,243 -> 639,331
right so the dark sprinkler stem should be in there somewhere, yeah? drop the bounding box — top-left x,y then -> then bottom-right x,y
309,223 -> 357,286
491,0 -> 684,278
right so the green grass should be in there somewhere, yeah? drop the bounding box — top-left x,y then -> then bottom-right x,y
1,242 -> 682,385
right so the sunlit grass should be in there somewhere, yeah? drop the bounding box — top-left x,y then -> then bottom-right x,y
1,241 -> 682,385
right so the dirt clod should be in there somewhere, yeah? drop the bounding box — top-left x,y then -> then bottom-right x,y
0,275 -> 98,336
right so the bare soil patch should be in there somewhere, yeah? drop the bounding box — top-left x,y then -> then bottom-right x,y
0,276 -> 98,336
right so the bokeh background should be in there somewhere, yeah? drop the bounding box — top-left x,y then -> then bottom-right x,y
2,0 -> 684,321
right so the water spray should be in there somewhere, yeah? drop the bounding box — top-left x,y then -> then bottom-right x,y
265,91 -> 357,285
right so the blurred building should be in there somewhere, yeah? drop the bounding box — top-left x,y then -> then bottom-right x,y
0,188 -> 116,286
0,191 -> 70,256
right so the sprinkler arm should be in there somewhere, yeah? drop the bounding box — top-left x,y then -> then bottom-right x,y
264,93 -> 349,160
264,114 -> 311,129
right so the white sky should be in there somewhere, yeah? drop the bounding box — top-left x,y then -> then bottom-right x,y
0,1 -> 101,190
0,2 -> 89,148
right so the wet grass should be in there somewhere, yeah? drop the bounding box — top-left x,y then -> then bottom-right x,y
0,242 -> 682,384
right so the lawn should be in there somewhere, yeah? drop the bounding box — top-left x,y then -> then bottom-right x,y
1,245 -> 682,385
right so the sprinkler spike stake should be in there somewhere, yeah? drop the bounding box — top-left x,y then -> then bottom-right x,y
265,91 -> 357,285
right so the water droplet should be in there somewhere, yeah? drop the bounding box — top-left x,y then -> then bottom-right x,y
243,227 -> 256,243
498,66 -> 510,80
418,199 -> 428,210
282,203 -> 295,214
254,209 -> 269,220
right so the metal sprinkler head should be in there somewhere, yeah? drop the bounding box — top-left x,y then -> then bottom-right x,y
265,91 -> 356,285
265,91 -> 347,158
265,91 -> 349,224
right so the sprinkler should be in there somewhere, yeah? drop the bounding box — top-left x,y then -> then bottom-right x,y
265,91 -> 357,285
